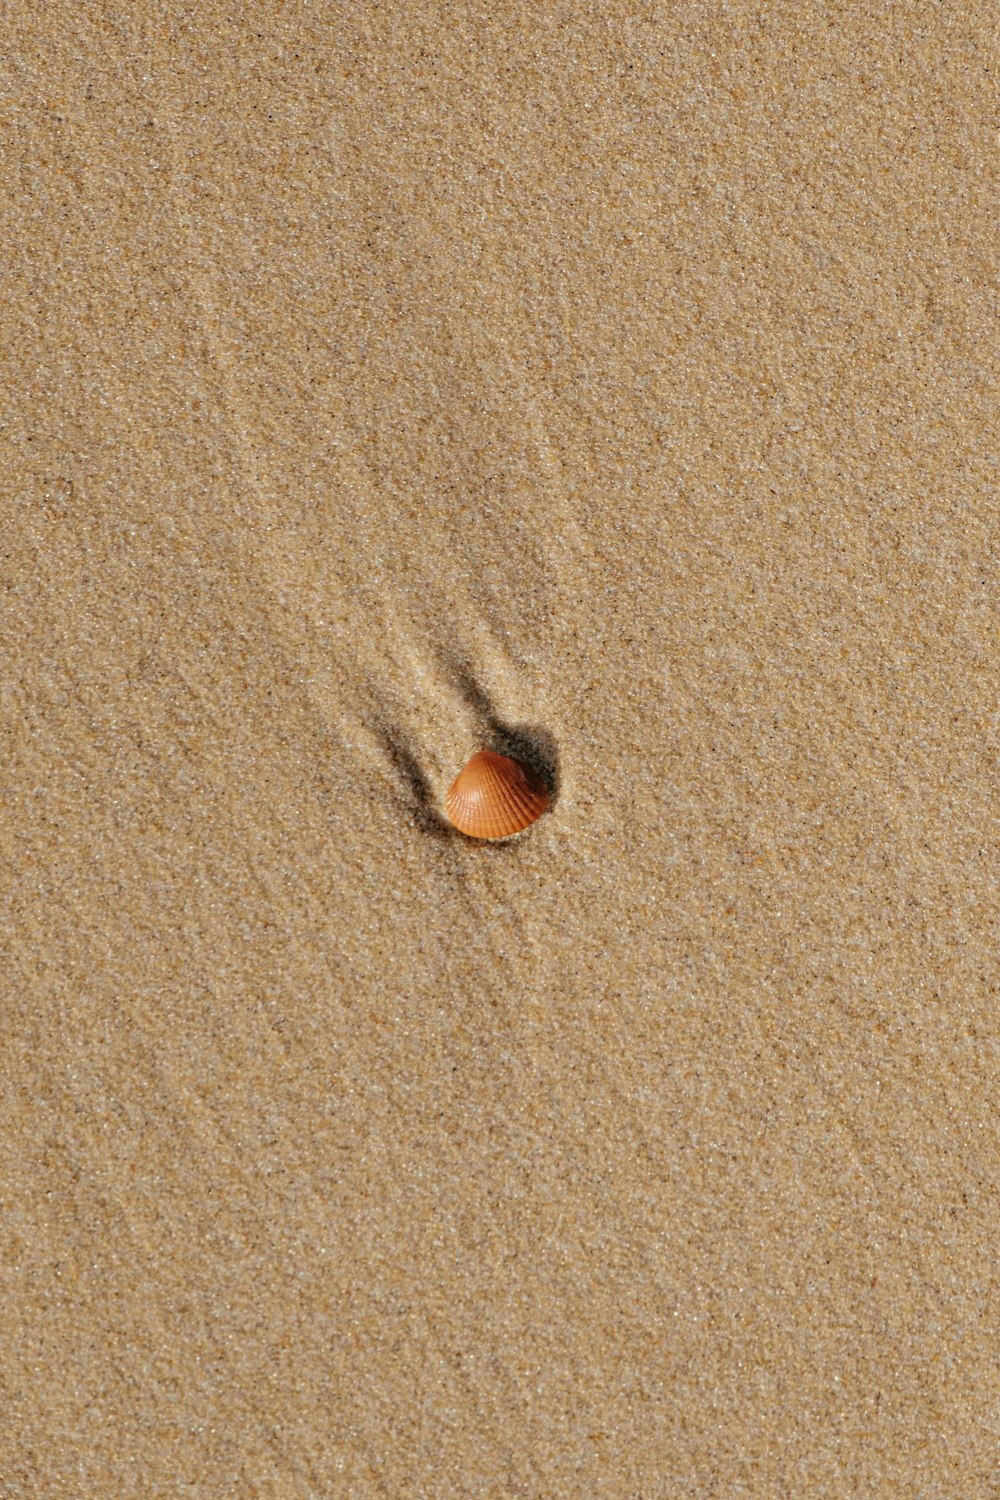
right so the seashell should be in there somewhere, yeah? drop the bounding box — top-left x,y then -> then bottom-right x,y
445,749 -> 549,840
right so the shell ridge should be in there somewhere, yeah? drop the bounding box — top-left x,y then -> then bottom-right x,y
495,773 -> 537,837
492,765 -> 529,827
502,782 -> 531,823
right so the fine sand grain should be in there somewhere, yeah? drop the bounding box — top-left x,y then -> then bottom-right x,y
2,3 -> 998,1495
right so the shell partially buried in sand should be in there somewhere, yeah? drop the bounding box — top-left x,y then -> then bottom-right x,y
445,749 -> 549,841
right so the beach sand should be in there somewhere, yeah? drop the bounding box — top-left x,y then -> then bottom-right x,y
2,3 -> 997,1494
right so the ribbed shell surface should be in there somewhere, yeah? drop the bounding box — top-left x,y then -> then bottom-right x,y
445,750 -> 549,840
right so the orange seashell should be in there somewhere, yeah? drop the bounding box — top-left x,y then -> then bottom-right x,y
445,749 -> 549,840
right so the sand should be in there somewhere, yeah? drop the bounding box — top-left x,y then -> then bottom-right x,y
2,2 -> 998,1495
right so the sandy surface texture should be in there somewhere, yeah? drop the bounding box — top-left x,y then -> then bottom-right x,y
2,3 -> 998,1496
